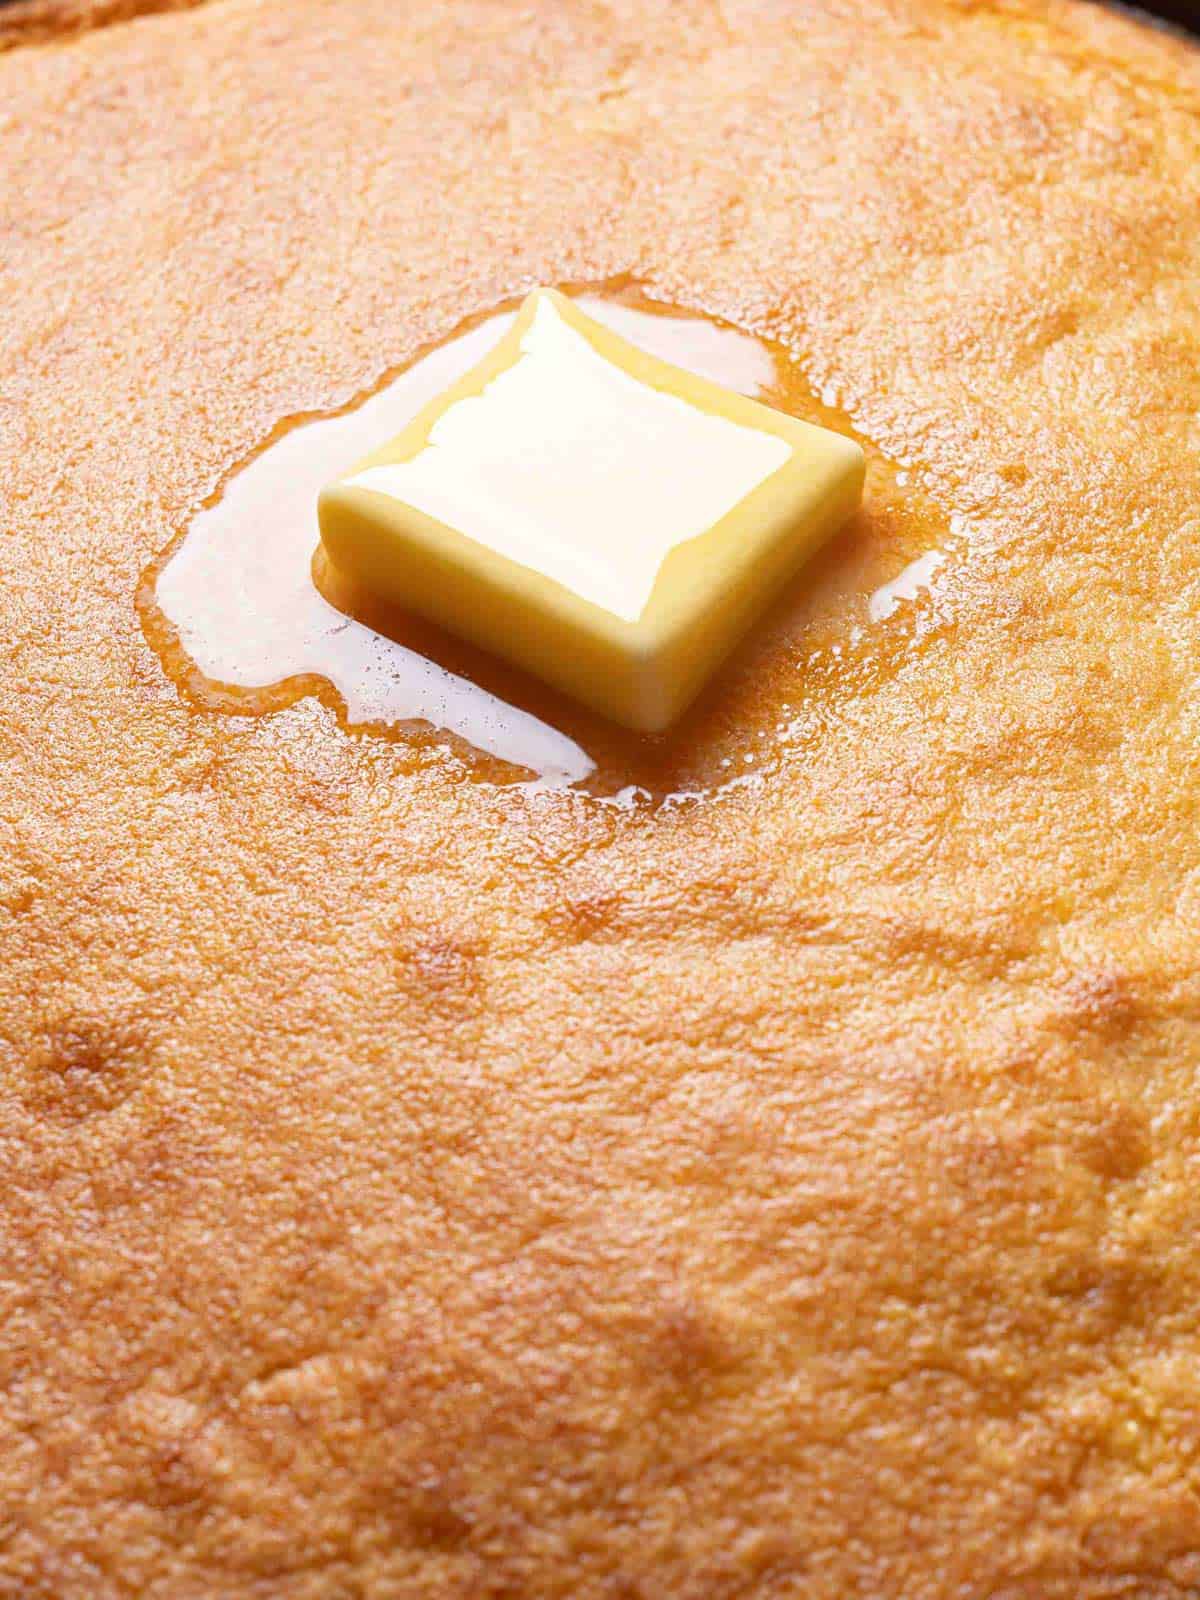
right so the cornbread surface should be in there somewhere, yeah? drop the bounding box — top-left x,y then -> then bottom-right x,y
2,2 -> 1200,1596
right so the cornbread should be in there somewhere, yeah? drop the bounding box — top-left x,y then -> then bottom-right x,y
3,1 -> 1200,1596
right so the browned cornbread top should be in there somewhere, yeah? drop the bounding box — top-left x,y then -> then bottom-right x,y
2,1 -> 1200,1596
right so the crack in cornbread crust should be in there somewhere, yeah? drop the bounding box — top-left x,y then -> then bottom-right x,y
2,1 -> 1200,1595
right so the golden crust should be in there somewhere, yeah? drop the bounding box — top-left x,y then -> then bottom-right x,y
2,1 -> 1200,1594
0,0 -> 205,52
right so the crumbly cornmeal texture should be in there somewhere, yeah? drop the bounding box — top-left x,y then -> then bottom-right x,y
2,2 -> 1200,1597
319,289 -> 864,732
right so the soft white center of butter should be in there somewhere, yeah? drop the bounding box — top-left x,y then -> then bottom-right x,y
345,296 -> 792,623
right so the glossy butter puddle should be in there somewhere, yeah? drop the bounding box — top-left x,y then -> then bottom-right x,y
141,287 -> 958,801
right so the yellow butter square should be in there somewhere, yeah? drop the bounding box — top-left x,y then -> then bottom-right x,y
318,289 -> 863,732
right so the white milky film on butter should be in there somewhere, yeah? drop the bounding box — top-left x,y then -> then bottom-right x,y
344,296 -> 792,623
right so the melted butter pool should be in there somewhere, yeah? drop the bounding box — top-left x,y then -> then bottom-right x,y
141,287 -> 956,799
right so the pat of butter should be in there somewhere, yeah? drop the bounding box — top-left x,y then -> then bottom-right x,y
318,289 -> 864,733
